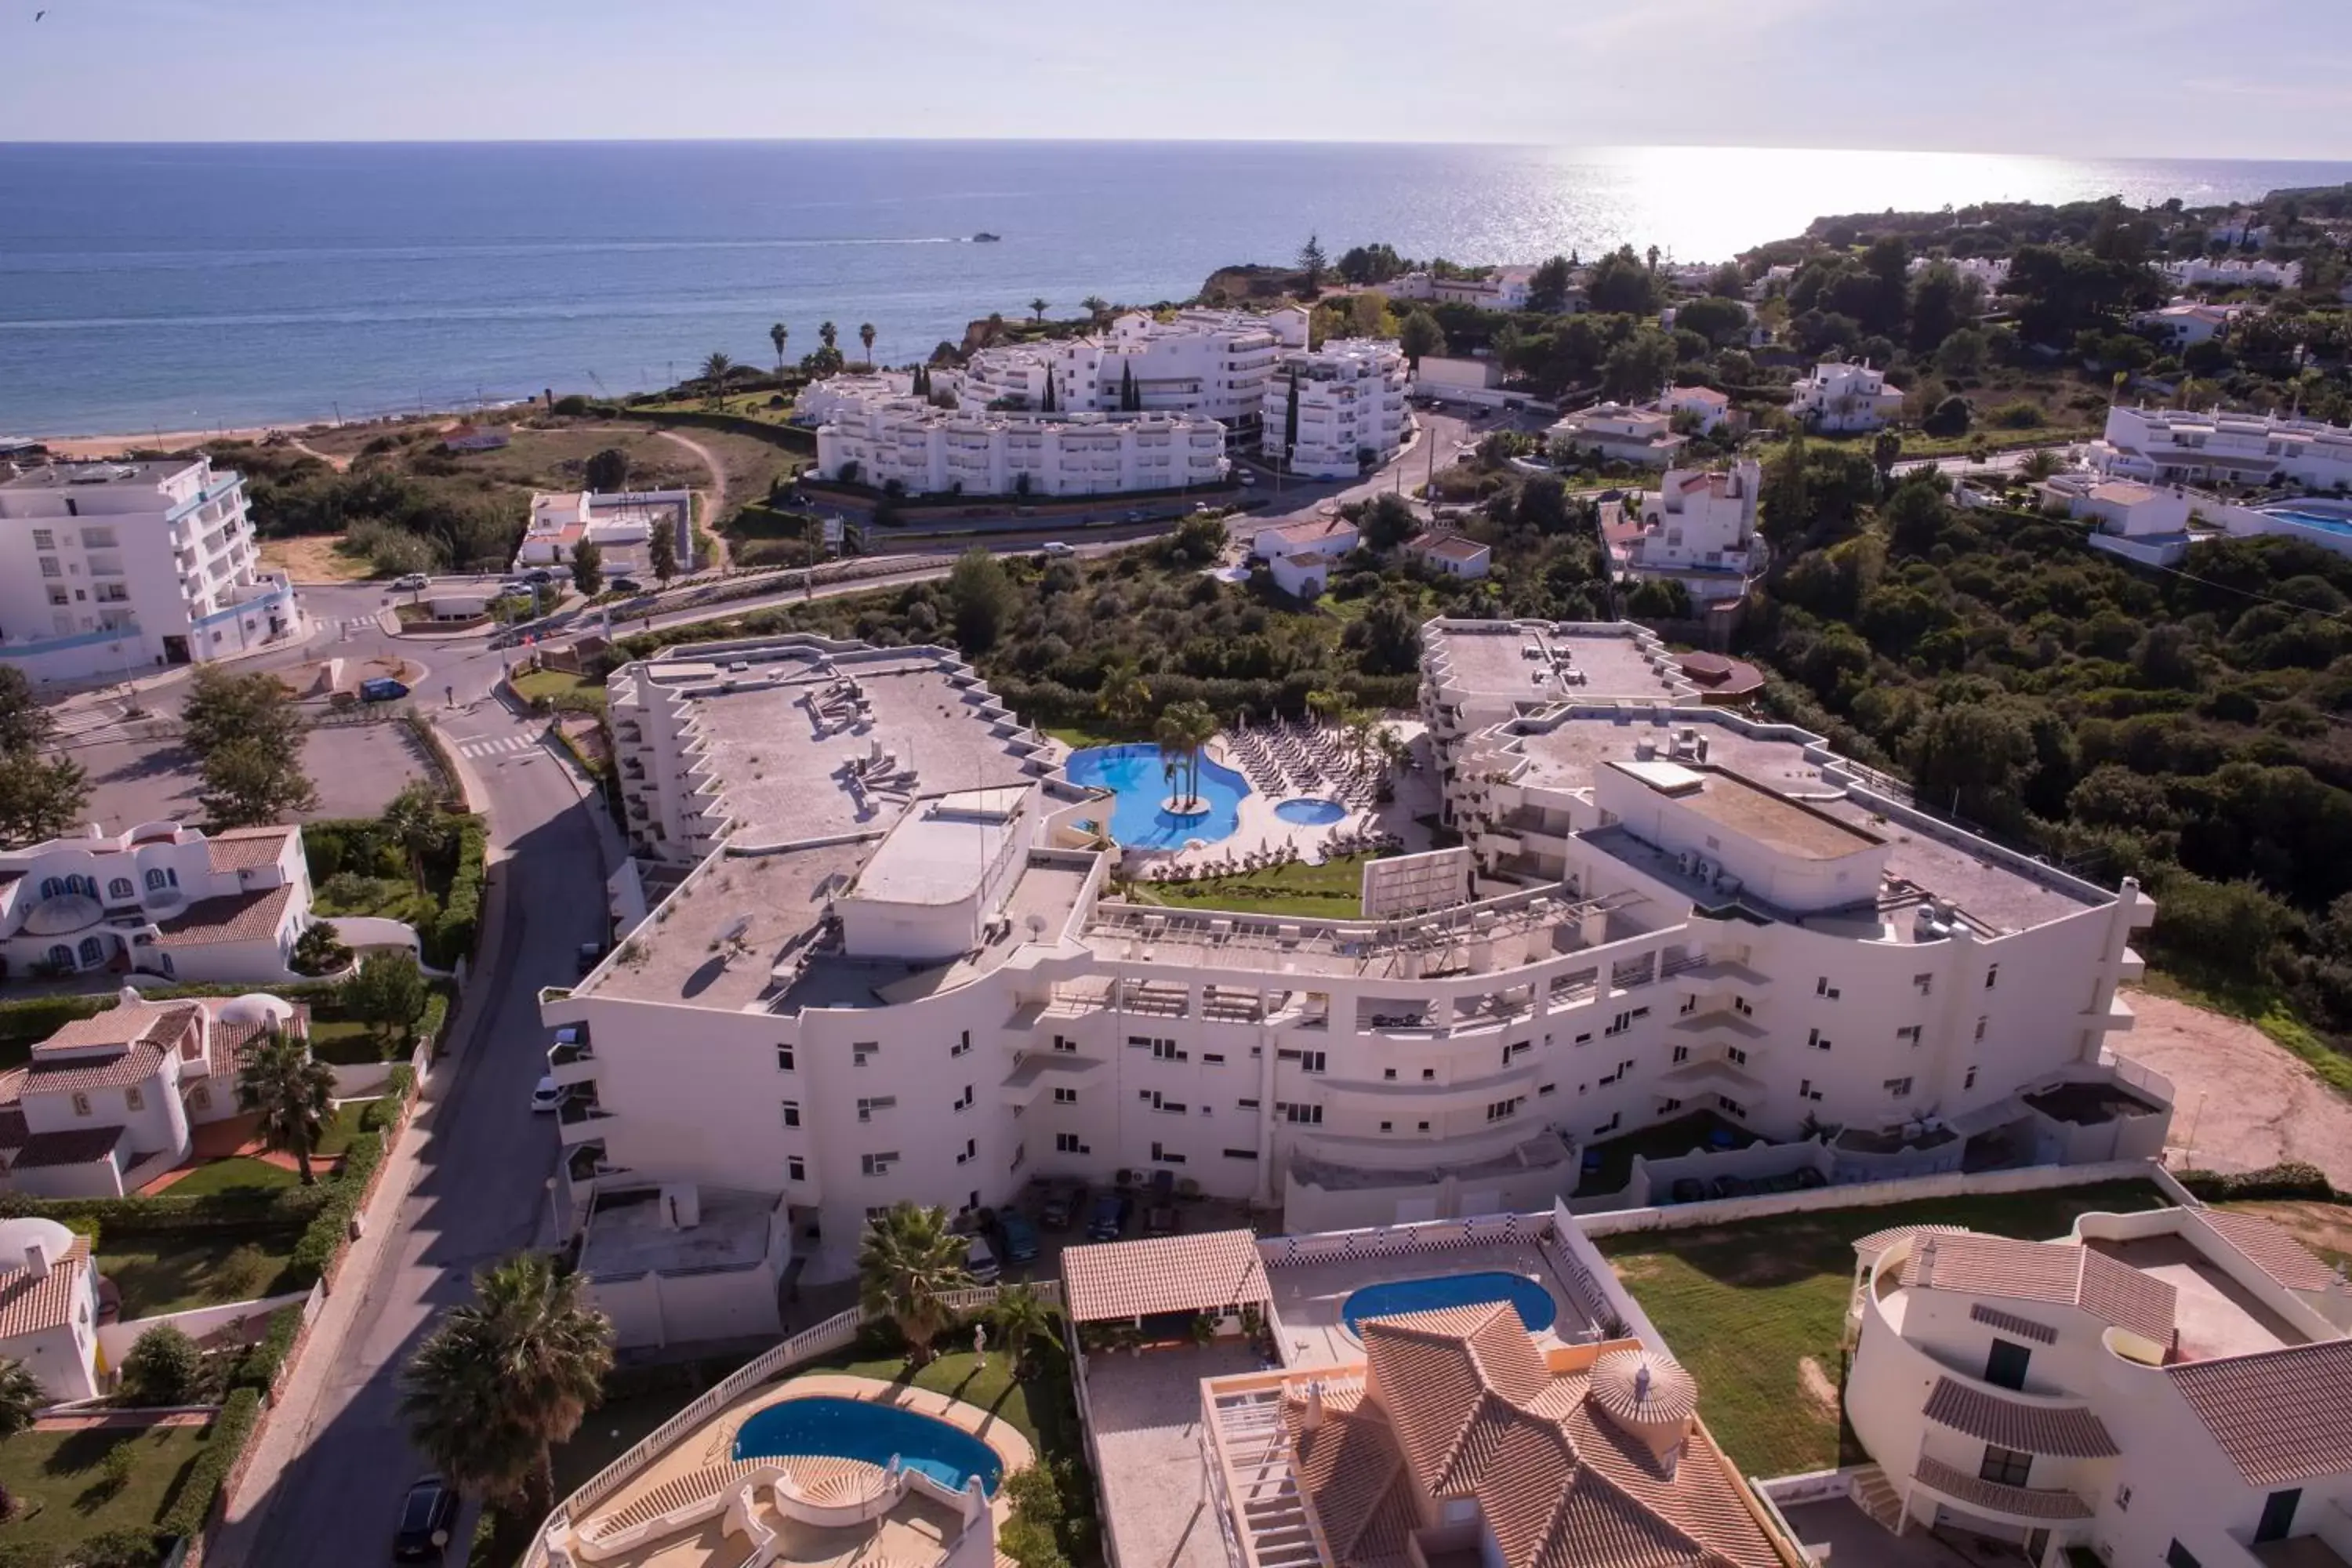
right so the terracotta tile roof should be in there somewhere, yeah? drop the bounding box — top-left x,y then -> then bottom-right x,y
1922,1376 -> 2118,1457
35,1000 -> 195,1054
1284,1382 -> 1420,1568
1901,1232 -> 2176,1346
0,1236 -> 89,1338
1969,1303 -> 2060,1345
9,1125 -> 128,1170
1060,1229 -> 1269,1323
2166,1340 -> 2352,1486
1913,1455 -> 2090,1520
205,825 -> 296,872
193,1009 -> 305,1082
1409,532 -> 1489,563
157,884 -> 292,947
2194,1209 -> 2345,1294
1852,1223 -> 1968,1261
24,1040 -> 168,1095
1343,1304 -> 1779,1568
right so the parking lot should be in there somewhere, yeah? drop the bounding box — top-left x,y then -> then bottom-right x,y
68,717 -> 430,832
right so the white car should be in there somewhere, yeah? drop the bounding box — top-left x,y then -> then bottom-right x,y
965,1236 -> 1001,1284
530,1076 -> 569,1113
1236,471 -> 1257,486
391,572 -> 430,591
1038,542 -> 1076,557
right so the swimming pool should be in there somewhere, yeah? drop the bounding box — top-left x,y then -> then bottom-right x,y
1065,744 -> 1250,849
2260,506 -> 2352,538
732,1396 -> 1004,1497
1341,1272 -> 1559,1337
1275,798 -> 1347,826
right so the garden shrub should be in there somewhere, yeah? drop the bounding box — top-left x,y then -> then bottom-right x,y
2176,1161 -> 2337,1203
161,1387 -> 263,1539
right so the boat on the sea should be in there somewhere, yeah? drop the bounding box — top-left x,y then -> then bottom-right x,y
971,232 -> 1001,243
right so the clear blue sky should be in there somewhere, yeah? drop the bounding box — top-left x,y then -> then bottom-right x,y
3,0 -> 2347,159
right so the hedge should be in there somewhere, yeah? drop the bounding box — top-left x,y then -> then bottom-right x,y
424,816 -> 489,968
230,1303 -> 306,1394
2176,1161 -> 2339,1203
162,1386 -> 263,1541
289,1129 -> 386,1278
0,1188 -> 327,1234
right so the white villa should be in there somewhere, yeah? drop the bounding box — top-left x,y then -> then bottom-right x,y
2163,258 -> 2301,291
813,400 -> 1228,499
1789,362 -> 1904,434
2038,477 -> 2198,568
1391,266 -> 1540,311
0,1217 -> 102,1400
0,989 -> 310,1199
1254,516 -> 1361,597
2136,302 -> 2243,350
2092,404 -> 2352,492
0,821 -> 315,985
1266,339 -> 1413,478
1663,384 -> 1735,434
1844,1200 -> 2352,1568
1403,530 -> 1492,579
1618,460 -> 1763,585
0,456 -> 304,684
516,490 -> 695,578
1550,402 -> 1688,467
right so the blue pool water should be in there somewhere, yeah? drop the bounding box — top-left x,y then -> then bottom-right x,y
2261,507 -> 2352,537
1065,744 -> 1250,849
1341,1272 -> 1559,1337
1275,798 -> 1348,826
732,1396 -> 1003,1497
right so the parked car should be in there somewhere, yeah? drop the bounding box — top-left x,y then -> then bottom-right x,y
608,576 -> 642,593
1143,1200 -> 1180,1237
529,1076 -> 569,1113
996,1210 -> 1040,1265
524,567 -> 557,585
391,572 -> 430,591
1039,1180 -> 1087,1230
1038,541 -> 1075,557
1084,1192 -> 1132,1241
1236,471 -> 1256,486
357,677 -> 410,703
965,1235 -> 1000,1284
576,940 -> 607,975
392,1475 -> 458,1560
1122,510 -> 1145,523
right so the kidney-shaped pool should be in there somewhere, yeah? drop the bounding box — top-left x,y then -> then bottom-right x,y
732,1395 -> 1004,1497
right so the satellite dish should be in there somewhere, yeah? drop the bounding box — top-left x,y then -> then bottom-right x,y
717,915 -> 753,946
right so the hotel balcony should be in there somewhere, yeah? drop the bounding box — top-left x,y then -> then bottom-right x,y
1000,1049 -> 1103,1109
1910,1455 -> 2091,1524
557,1096 -> 618,1147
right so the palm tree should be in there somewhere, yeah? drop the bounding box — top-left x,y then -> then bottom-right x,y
988,1283 -> 1056,1376
1305,688 -> 1347,727
768,322 -> 789,376
379,781 -> 451,895
818,321 -> 839,354
237,1029 -> 336,1185
700,351 -> 732,409
856,1203 -> 971,1364
401,1252 -> 614,1512
858,323 -> 877,366
1029,297 -> 1051,324
1154,699 -> 1219,809
0,1357 -> 44,1520
1095,659 -> 1152,735
1081,296 -> 1109,326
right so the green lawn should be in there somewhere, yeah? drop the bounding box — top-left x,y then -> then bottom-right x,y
1043,723 -> 1130,751
1131,853 -> 1384,919
511,666 -> 607,710
102,1228 -> 309,1318
0,1423 -> 210,1556
317,1099 -> 383,1158
1595,1179 -> 2171,1477
306,1016 -> 398,1066
162,1158 -> 298,1199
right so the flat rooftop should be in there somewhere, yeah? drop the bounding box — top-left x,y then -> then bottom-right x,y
579,1185 -> 777,1280
854,789 -> 1024,907
1613,760 -> 1881,862
641,648 -> 1044,846
1427,622 -> 1690,707
0,459 -> 192,492
2085,1234 -> 2307,1360
585,840 -> 870,1009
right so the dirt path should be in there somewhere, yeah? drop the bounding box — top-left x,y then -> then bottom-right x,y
289,437 -> 350,470
651,428 -> 731,570
2121,989 -> 2352,1188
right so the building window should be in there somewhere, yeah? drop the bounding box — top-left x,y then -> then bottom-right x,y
1679,995 -> 1698,1016
1421,1068 -> 1436,1080
775,1045 -> 795,1072
145,867 -> 177,891
1975,1015 -> 1988,1041
38,557 -> 60,578
78,936 -> 103,966
1716,1095 -> 1748,1117
1884,1076 -> 1914,1098
1485,1098 -> 1523,1123
1055,1133 -> 1086,1154
1224,1148 -> 1258,1160
107,877 -> 133,902
1383,1067 -> 1398,1080
190,1083 -> 211,1112
781,1101 -> 801,1127
71,1092 -> 91,1117
1964,1065 -> 1979,1090
1051,1034 -> 1077,1052
1277,1102 -> 1323,1125
861,1152 -> 900,1177
1808,1028 -> 1830,1051
31,528 -> 53,549
1277,1048 -> 1327,1073
1896,1025 -> 1922,1045
787,1156 -> 806,1181
125,1086 -> 144,1112
1984,964 -> 1999,989
1815,977 -> 1840,999
1978,1446 -> 2032,1488
1151,1142 -> 1186,1164
1913,972 -> 1933,995
950,1031 -> 971,1057
1202,1052 -> 1225,1064
857,1096 -> 896,1121
1727,1046 -> 1748,1065
955,1138 -> 977,1165
1671,1045 -> 1690,1063
2166,1545 -> 2199,1568
1053,1087 -> 1077,1104
2114,1485 -> 2132,1512
853,1040 -> 877,1065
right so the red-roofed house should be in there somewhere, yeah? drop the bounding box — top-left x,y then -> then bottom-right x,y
0,819 -> 313,984
0,1218 -> 102,1400
1254,515 -> 1360,599
1403,531 -> 1493,580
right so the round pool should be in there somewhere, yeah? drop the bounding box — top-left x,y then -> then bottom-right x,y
1065,744 -> 1250,849
1341,1272 -> 1558,1338
733,1395 -> 1003,1497
1275,798 -> 1348,826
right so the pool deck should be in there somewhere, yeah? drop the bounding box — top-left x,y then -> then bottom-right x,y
1149,727 -> 1439,873
574,1372 -> 1036,1568
1263,1240 -> 1595,1370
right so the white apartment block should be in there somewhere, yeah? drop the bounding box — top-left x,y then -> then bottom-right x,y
0,821 -> 314,985
1263,339 -> 1413,479
1790,361 -> 1905,433
543,620 -> 2164,1334
1844,1202 -> 2352,1568
2092,404 -> 2352,491
1392,267 -> 1538,311
814,399 -> 1228,498
949,307 -> 1308,439
2164,257 -> 2299,290
1907,255 -> 2012,290
793,371 -> 914,426
0,458 -> 303,684
2135,302 -> 2242,349
1620,460 -> 1762,582
1548,402 -> 1688,466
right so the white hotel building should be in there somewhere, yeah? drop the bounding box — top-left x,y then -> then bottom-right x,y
2092,403 -> 2352,492
542,619 -> 2164,1341
0,458 -> 304,684
1266,338 -> 1413,478
948,307 -> 1309,440
813,399 -> 1228,498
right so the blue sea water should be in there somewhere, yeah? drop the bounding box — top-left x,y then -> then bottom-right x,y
3,140 -> 2349,437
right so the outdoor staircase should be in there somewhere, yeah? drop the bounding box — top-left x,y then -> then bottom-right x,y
1850,1465 -> 1907,1535
1211,1388 -> 1323,1568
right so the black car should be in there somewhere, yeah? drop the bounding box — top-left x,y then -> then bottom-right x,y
1084,1192 -> 1131,1241
1040,1180 -> 1087,1229
393,1475 -> 458,1560
609,576 -> 643,593
576,939 -> 608,975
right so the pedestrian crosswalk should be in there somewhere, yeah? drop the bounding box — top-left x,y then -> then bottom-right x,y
331,615 -> 383,633
48,704 -> 153,750
454,733 -> 541,760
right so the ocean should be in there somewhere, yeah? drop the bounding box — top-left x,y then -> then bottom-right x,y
3,140 -> 2348,438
